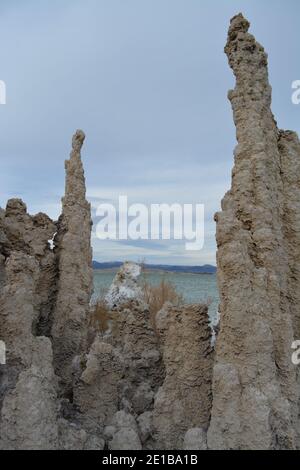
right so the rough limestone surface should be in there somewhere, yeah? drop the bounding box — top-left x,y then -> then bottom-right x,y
73,338 -> 123,434
153,303 -> 213,450
183,428 -> 207,450
0,199 -> 56,259
0,208 -> 6,287
0,199 -> 58,337
72,261 -> 167,449
73,293 -> 164,449
0,253 -> 58,450
51,130 -> 93,396
105,261 -> 143,309
107,410 -> 142,450
58,419 -> 105,450
0,131 -> 93,450
107,299 -> 164,418
2,14 -> 300,450
279,131 -> 300,348
207,14 -> 300,450
0,130 -> 98,450
137,411 -> 153,445
109,428 -> 142,451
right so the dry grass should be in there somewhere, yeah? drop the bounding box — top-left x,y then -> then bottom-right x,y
141,276 -> 184,325
90,289 -> 111,334
140,259 -> 184,315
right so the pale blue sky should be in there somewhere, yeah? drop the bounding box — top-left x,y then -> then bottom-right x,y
0,0 -> 299,264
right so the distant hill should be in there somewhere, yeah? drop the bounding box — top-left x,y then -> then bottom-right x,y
92,261 -> 216,274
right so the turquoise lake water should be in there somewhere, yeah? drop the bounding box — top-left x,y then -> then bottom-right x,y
93,270 -> 219,323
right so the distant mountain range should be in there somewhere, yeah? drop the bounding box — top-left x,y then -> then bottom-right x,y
92,261 -> 216,274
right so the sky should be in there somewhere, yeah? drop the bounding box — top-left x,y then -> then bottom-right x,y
0,0 -> 300,265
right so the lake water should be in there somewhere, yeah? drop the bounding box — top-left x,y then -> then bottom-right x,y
93,270 -> 219,323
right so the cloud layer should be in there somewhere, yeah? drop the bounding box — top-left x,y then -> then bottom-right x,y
0,0 -> 299,264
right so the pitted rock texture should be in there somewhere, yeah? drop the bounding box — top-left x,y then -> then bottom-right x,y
0,253 -> 58,450
153,303 -> 213,450
0,208 -> 7,288
0,131 -> 92,450
73,338 -> 123,434
73,297 -> 164,449
1,13 -> 300,450
106,410 -> 142,450
207,14 -> 300,450
107,300 -> 164,414
183,428 -> 207,450
0,199 -> 58,337
73,263 -> 214,451
1,199 -> 56,259
58,419 -> 105,450
51,130 -> 93,396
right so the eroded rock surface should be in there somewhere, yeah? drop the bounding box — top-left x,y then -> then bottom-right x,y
153,304 -> 213,449
0,199 -> 58,337
73,296 -> 164,449
0,253 -> 58,450
51,130 -> 93,396
72,262 -> 214,450
0,130 -> 92,450
107,410 -> 142,450
183,428 -> 207,450
74,338 -> 123,434
1,13 -> 299,451
107,300 -> 164,414
207,14 -> 300,450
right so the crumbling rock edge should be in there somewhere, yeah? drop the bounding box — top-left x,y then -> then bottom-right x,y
207,13 -> 300,450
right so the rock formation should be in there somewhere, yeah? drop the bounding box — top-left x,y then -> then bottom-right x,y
0,209 -> 6,289
73,338 -> 123,436
74,297 -> 164,449
207,14 -> 300,450
0,199 -> 58,338
71,261 -> 213,450
1,13 -> 300,451
105,261 -> 143,309
153,303 -> 213,449
106,410 -> 142,450
0,130 -> 93,449
0,198 -> 59,449
0,251 -> 58,450
183,428 -> 208,450
2,130 -> 213,450
51,130 -> 93,396
106,300 -> 164,411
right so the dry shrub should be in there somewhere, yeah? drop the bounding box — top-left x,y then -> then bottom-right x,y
90,289 -> 111,334
141,276 -> 184,327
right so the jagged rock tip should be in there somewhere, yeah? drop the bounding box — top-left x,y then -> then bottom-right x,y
227,12 -> 250,40
72,129 -> 85,152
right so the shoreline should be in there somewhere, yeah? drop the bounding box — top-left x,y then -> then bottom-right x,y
93,268 -> 216,276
